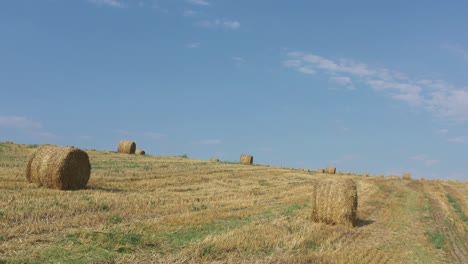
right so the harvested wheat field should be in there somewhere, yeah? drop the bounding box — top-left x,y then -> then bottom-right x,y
1,142 -> 467,263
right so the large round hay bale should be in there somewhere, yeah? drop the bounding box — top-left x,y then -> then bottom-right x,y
117,140 -> 136,154
402,173 -> 412,180
25,145 -> 91,190
310,179 -> 358,227
317,169 -> 325,173
135,149 -> 145,155
240,154 -> 253,165
210,157 -> 220,162
325,166 -> 336,174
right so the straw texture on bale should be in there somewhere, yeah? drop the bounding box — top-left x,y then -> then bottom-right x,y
118,140 -> 136,154
317,169 -> 325,173
135,149 -> 145,155
210,158 -> 220,162
240,154 -> 253,165
310,179 -> 358,227
26,145 -> 91,190
402,173 -> 412,180
325,166 -> 336,174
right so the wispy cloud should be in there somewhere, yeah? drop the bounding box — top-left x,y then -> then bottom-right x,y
143,132 -> 166,140
410,155 -> 440,167
447,136 -> 468,144
183,9 -> 198,17
284,51 -> 468,122
0,116 -> 42,129
197,19 -> 240,30
186,42 -> 200,48
0,115 -> 56,139
192,139 -> 222,145
88,0 -> 125,8
31,131 -> 57,139
442,43 -> 468,63
187,0 -> 210,6
435,128 -> 449,135
330,76 -> 352,86
117,130 -> 166,140
232,57 -> 245,63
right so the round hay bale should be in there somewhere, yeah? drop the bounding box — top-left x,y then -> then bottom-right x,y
25,145 -> 91,190
310,179 -> 358,227
402,173 -> 412,180
317,169 -> 325,173
135,149 -> 145,155
325,166 -> 336,174
210,158 -> 220,162
117,140 -> 136,154
240,154 -> 253,165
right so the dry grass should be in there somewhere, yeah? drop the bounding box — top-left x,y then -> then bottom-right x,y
117,140 -> 136,154
26,144 -> 91,190
0,143 -> 467,263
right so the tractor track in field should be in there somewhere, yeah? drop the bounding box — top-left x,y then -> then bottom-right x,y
424,182 -> 468,263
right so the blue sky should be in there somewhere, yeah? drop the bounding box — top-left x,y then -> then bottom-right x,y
1,0 -> 468,180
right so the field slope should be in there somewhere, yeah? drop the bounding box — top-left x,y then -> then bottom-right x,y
0,142 -> 467,263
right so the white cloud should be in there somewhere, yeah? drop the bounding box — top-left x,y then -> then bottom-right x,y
284,51 -> 468,122
298,67 -> 316,75
447,137 -> 468,144
183,9 -> 198,17
223,20 -> 240,29
116,130 -> 166,140
197,19 -> 240,30
443,43 -> 468,63
232,57 -> 245,63
186,42 -> 200,48
0,116 -> 42,129
435,129 -> 449,135
187,0 -> 210,6
31,131 -> 56,139
192,139 -> 222,145
330,76 -> 352,86
410,155 -> 440,167
143,132 -> 166,140
88,0 -> 125,8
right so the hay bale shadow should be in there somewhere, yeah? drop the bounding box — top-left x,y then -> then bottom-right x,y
355,219 -> 375,227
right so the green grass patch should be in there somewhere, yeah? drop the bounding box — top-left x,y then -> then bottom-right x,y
109,214 -> 122,224
156,218 -> 243,250
28,228 -> 160,263
283,202 -> 309,217
425,231 -> 446,249
447,194 -> 468,222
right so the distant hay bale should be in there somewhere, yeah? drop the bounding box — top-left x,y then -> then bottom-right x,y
135,149 -> 145,155
117,140 -> 136,154
210,158 -> 220,162
325,166 -> 336,174
402,173 -> 412,180
25,145 -> 91,190
240,154 -> 253,165
317,169 -> 325,173
386,175 -> 401,180
310,179 -> 358,227
363,173 -> 369,177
